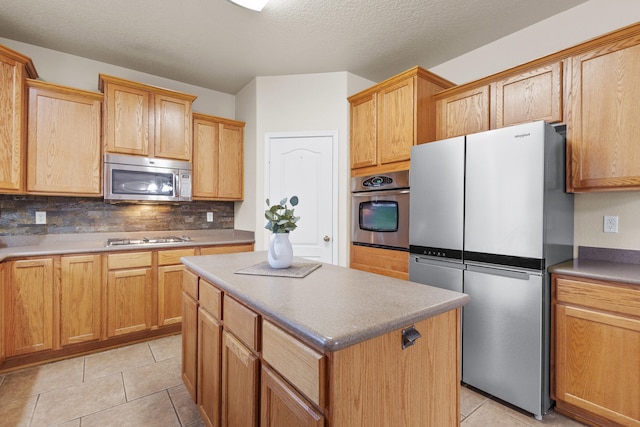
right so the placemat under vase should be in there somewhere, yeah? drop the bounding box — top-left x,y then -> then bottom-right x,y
234,261 -> 322,278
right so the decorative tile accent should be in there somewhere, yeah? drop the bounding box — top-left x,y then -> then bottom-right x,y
0,195 -> 234,236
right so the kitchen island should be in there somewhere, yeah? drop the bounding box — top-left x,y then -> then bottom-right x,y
181,251 -> 470,427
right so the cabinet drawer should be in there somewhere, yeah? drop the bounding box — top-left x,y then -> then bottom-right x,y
224,296 -> 260,352
182,269 -> 198,300
556,277 -> 640,317
262,320 -> 325,407
158,248 -> 196,266
107,251 -> 152,269
199,243 -> 254,255
199,279 -> 222,321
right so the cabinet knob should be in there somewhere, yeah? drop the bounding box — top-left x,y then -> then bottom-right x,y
323,235 -> 330,242
401,326 -> 422,349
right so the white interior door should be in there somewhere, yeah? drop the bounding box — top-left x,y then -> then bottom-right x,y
266,132 -> 336,264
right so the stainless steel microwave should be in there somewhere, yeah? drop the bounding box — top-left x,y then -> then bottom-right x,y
104,154 -> 192,203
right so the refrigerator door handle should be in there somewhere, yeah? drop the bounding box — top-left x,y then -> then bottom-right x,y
412,256 -> 465,270
466,263 -> 534,280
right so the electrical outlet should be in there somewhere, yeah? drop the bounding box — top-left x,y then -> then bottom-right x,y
35,211 -> 47,225
206,212 -> 214,222
604,215 -> 618,233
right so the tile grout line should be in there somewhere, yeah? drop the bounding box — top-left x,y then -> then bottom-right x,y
166,388 -> 185,427
28,393 -> 41,427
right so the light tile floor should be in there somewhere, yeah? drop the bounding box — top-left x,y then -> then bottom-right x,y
0,334 -> 586,426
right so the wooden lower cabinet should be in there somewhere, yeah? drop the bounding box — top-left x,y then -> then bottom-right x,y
553,275 -> 640,426
350,244 -> 408,280
182,298 -> 198,401
106,252 -> 153,337
60,254 -> 101,346
198,308 -> 223,427
158,248 -> 196,326
261,365 -> 324,427
221,330 -> 259,427
5,258 -> 54,356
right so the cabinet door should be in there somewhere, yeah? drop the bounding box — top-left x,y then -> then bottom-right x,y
26,81 -> 102,196
158,264 -> 185,326
349,93 -> 377,169
436,85 -> 490,139
106,268 -> 153,337
555,304 -> 640,425
198,307 -> 223,427
261,365 -> 324,427
0,50 -> 26,192
495,62 -> 563,128
218,122 -> 244,200
192,116 -> 219,199
154,94 -> 192,161
6,258 -> 54,356
103,82 -> 151,156
568,34 -> 640,191
60,255 -> 102,346
182,290 -> 198,402
377,78 -> 414,164
221,331 -> 259,427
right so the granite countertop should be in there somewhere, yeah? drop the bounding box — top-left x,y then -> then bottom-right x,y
549,246 -> 640,286
181,250 -> 470,352
0,229 -> 254,262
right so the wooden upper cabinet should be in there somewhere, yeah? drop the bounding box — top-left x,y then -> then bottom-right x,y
567,33 -> 640,192
26,80 -> 103,196
495,61 -> 563,128
192,113 -> 245,201
154,93 -> 193,160
102,79 -> 151,156
0,44 -> 37,193
435,61 -> 563,140
435,85 -> 490,140
349,93 -> 377,169
99,74 -> 196,161
349,66 -> 453,174
218,121 -> 244,200
378,78 -> 414,165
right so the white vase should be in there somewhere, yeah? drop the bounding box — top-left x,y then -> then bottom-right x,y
268,232 -> 293,269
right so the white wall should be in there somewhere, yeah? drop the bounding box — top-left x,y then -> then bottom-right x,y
429,0 -> 640,255
235,72 -> 374,266
0,37 -> 235,117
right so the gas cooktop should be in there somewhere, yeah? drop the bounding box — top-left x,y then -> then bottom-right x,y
105,236 -> 192,247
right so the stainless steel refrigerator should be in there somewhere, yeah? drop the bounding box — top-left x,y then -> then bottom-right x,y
409,121 -> 573,419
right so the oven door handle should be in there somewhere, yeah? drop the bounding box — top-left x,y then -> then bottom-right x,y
352,189 -> 410,197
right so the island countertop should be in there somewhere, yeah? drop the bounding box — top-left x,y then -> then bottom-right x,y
181,250 -> 470,352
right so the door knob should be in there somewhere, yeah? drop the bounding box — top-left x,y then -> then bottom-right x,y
323,235 -> 330,242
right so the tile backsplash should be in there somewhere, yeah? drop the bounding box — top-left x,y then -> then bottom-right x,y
0,195 -> 234,236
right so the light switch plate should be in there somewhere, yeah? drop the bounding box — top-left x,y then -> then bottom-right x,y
206,212 -> 214,222
35,211 -> 47,225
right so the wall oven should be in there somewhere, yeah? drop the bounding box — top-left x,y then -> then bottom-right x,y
351,170 -> 410,251
104,154 -> 192,203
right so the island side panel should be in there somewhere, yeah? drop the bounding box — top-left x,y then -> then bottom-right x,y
327,309 -> 460,426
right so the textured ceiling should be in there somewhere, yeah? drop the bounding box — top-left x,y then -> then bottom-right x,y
0,0 -> 588,94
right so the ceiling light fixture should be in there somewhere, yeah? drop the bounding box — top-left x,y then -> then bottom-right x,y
228,0 -> 269,11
